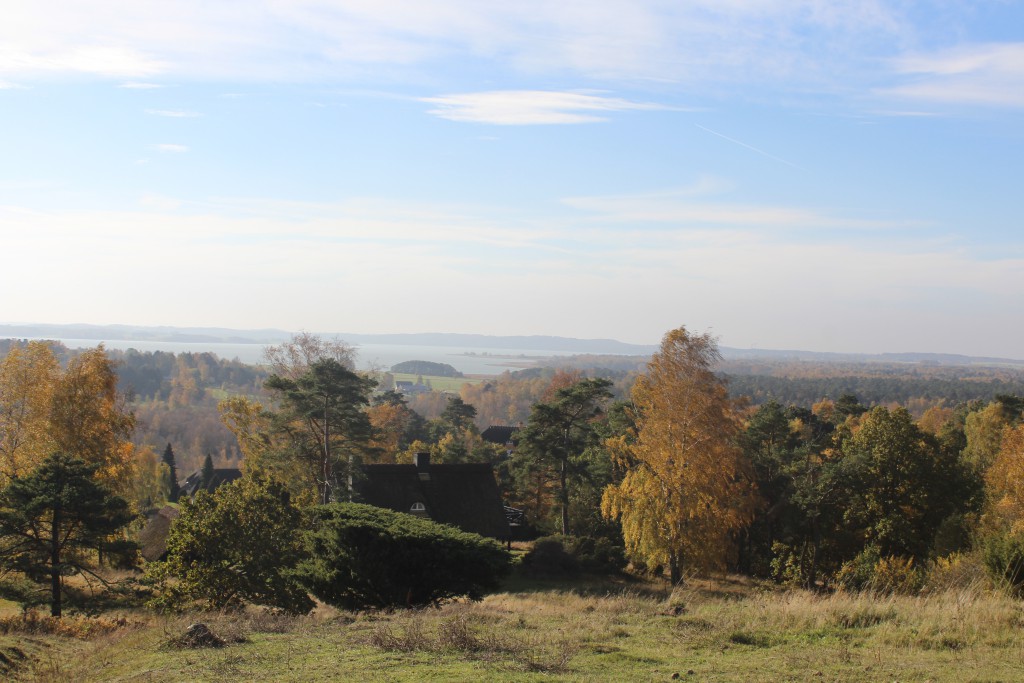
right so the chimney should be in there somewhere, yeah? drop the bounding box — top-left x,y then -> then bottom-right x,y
414,452 -> 431,480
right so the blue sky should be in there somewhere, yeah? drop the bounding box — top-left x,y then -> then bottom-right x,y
1,2 -> 1022,357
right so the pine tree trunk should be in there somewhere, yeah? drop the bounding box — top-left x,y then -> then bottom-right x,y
50,501 -> 62,618
560,459 -> 569,536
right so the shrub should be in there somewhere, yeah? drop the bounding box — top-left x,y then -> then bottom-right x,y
567,535 -> 627,574
146,475 -> 312,614
296,503 -> 511,609
522,536 -> 579,576
522,535 -> 626,575
870,556 -> 924,594
980,531 -> 1024,593
835,547 -> 923,594
925,552 -> 989,592
835,546 -> 882,591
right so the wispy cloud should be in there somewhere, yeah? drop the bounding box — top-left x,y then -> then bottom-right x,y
695,124 -> 800,169
119,82 -> 162,89
0,2 -> 906,90
145,109 -> 201,118
151,143 -> 188,153
0,46 -> 164,78
883,43 -> 1024,108
422,90 -> 667,125
561,188 -> 925,232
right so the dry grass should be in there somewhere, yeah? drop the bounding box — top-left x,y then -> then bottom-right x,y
6,576 -> 1024,681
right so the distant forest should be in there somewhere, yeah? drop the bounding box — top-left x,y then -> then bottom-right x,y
4,338 -> 1024,477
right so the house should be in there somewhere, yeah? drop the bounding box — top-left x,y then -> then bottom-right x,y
480,425 -> 519,456
358,452 -> 510,540
178,467 -> 243,498
139,467 -> 243,561
139,505 -> 180,562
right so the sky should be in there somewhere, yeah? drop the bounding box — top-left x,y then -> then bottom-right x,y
1,2 -> 1023,358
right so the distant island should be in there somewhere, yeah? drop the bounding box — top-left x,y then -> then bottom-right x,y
390,360 -> 462,378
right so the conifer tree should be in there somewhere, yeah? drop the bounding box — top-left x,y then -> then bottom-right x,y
200,453 -> 215,491
162,443 -> 180,502
0,453 -> 135,617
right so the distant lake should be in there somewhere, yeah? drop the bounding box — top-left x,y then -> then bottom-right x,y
17,337 -> 604,376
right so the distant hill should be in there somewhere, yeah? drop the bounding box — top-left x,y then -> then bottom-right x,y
0,323 -> 294,345
0,324 -> 658,355
2,323 -> 1021,368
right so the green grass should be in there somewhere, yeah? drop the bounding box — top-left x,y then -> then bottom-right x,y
390,373 -> 486,392
7,576 -> 1024,681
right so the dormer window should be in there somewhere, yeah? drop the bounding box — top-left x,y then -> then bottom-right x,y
410,501 -> 427,517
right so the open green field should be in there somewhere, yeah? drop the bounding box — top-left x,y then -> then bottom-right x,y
4,575 -> 1024,682
390,373 -> 486,392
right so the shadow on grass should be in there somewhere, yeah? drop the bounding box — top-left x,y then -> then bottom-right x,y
497,570 -> 672,601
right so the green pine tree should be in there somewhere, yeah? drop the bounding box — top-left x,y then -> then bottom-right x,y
162,443 -> 180,502
0,453 -> 135,617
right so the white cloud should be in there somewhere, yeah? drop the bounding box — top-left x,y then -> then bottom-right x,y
0,45 -> 164,78
119,82 -> 163,89
0,1 -> 907,88
883,43 -> 1024,108
151,143 -> 188,153
422,90 -> 667,125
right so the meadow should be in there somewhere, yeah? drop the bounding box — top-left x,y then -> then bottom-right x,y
4,574 -> 1023,682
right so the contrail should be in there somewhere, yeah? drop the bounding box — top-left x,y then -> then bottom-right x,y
695,124 -> 801,169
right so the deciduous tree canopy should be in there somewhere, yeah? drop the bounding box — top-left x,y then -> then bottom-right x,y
602,327 -> 757,583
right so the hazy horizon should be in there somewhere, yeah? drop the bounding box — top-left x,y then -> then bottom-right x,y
4,321 -> 1024,364
3,3 -> 1022,358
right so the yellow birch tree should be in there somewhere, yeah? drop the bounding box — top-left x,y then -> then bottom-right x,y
602,327 -> 757,583
0,341 -> 60,482
48,346 -> 137,490
985,424 -> 1024,533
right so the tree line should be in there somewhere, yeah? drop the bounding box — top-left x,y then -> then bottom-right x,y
4,329 -> 1024,617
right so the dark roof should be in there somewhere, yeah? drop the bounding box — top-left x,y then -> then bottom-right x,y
358,457 -> 510,540
481,425 -> 519,445
179,467 -> 243,498
139,505 -> 180,562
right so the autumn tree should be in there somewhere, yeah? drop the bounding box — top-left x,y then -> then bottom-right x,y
0,343 -> 135,493
515,378 -> 612,535
984,424 -> 1024,533
366,395 -> 422,463
0,453 -> 135,617
602,327 -> 757,584
49,347 -> 136,490
263,332 -> 357,380
0,341 -> 59,482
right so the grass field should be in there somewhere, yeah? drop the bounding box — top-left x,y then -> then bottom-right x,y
4,574 -> 1024,682
389,373 -> 486,392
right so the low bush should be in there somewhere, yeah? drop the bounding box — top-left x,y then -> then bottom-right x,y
296,503 -> 511,609
835,546 -> 923,594
980,531 -> 1024,593
521,536 -> 578,576
521,534 -> 626,576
